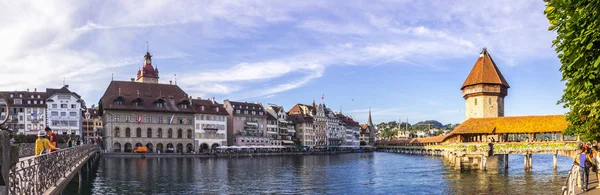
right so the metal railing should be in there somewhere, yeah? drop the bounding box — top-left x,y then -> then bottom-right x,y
562,164 -> 578,195
9,144 -> 100,195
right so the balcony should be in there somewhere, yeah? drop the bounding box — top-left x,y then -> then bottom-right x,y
203,128 -> 219,133
244,125 -> 259,131
236,130 -> 263,137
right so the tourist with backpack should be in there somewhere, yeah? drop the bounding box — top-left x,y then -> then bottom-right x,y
35,130 -> 59,156
575,145 -> 594,192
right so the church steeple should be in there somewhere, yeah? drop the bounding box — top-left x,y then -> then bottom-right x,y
367,107 -> 374,127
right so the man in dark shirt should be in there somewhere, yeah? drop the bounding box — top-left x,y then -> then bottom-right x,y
45,127 -> 57,152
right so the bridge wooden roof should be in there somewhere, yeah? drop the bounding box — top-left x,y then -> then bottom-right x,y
450,115 -> 568,135
412,135 -> 448,143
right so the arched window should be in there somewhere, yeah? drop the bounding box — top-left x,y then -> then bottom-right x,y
147,128 -> 152,138
187,129 -> 192,139
126,128 -> 131,137
168,128 -> 173,138
158,128 -> 163,138
177,129 -> 183,138
114,127 -> 120,137
136,128 -> 142,138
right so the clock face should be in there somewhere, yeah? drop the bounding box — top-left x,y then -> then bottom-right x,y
145,59 -> 151,64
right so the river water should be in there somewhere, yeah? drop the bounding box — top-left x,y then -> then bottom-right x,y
64,152 -> 573,194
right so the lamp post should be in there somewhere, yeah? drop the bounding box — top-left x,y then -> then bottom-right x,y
104,112 -> 112,152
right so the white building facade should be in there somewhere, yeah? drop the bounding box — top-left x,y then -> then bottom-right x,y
0,90 -> 48,135
193,98 -> 228,151
46,86 -> 84,136
326,109 -> 342,146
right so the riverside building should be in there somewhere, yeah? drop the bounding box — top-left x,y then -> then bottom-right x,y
288,103 -> 316,147
192,97 -> 228,151
265,104 -> 296,146
0,89 -> 48,135
82,107 -> 103,141
99,51 -> 195,153
223,100 -> 269,146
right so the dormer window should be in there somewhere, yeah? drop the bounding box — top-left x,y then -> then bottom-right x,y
181,104 -> 188,109
216,107 -> 219,112
201,106 -> 205,111
37,95 -> 41,98
30,95 -> 34,98
252,111 -> 256,115
115,96 -> 125,105
9,94 -> 13,98
134,102 -> 140,106
156,102 -> 164,108
259,112 -> 263,115
19,94 -> 22,98
246,106 -> 248,109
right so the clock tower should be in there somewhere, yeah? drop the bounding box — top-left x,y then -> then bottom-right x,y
461,48 -> 510,120
136,50 -> 160,84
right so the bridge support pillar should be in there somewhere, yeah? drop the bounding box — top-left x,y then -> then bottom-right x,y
524,154 -> 528,170
553,153 -> 558,170
504,154 -> 509,169
528,154 -> 533,169
480,156 -> 487,170
454,155 -> 462,170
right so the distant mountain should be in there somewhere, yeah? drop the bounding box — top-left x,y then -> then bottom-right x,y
413,120 -> 444,129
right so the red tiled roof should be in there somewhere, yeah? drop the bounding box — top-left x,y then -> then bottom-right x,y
191,99 -> 229,115
82,108 -> 100,118
99,81 -> 195,113
336,113 -> 360,127
461,48 -> 510,89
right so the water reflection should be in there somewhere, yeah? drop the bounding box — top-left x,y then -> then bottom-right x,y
63,153 -> 573,194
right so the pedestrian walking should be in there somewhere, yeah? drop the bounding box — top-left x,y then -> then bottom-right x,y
575,145 -> 594,192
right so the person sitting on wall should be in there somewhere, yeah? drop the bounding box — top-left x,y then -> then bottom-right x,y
35,130 -> 59,156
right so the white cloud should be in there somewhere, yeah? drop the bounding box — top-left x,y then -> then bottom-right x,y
0,0 -> 556,106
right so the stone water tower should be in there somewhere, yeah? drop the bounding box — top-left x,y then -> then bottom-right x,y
461,48 -> 510,120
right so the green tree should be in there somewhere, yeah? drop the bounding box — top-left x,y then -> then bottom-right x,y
545,0 -> 600,140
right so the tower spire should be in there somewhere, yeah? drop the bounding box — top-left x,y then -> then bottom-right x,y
367,107 -> 374,126
147,41 -> 149,53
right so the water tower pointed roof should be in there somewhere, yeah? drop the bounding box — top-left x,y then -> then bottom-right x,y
461,48 -> 510,90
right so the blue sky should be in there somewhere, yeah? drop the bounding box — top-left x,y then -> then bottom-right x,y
0,1 -> 566,125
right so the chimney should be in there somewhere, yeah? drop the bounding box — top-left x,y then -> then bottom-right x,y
211,97 -> 215,104
27,88 -> 29,92
131,78 -> 135,82
197,97 -> 201,100
169,80 -> 172,85
64,85 -> 69,89
34,88 -> 36,92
